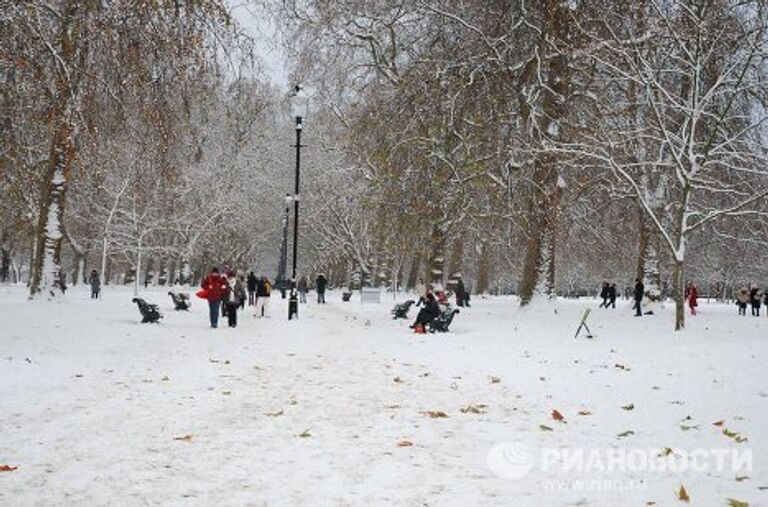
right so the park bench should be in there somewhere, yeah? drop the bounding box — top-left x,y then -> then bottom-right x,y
132,298 -> 163,323
428,306 -> 459,333
168,291 -> 190,311
391,299 -> 415,319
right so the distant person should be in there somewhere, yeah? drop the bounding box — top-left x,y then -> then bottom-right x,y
254,276 -> 272,317
201,267 -> 229,328
224,271 -> 240,327
89,269 -> 101,299
411,293 -> 440,332
687,282 -> 698,316
236,275 -> 247,309
598,282 -> 609,308
736,287 -> 749,316
247,271 -> 257,306
750,287 -> 762,316
763,291 -> 768,316
607,283 -> 617,309
316,274 -> 327,304
633,278 -> 644,317
298,275 -> 308,304
455,277 -> 467,307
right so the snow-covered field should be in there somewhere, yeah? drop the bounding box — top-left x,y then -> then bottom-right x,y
1,284 -> 766,506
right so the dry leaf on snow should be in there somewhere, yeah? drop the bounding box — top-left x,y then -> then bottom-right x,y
678,484 -> 690,502
551,409 -> 566,422
173,434 -> 194,442
0,465 -> 18,472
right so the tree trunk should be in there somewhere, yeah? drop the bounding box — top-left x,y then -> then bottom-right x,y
134,236 -> 143,297
29,115 -> 75,298
0,246 -> 9,283
476,242 -> 491,294
28,2 -> 80,299
405,249 -> 422,290
425,224 -> 447,289
672,260 -> 685,330
517,0 -> 570,306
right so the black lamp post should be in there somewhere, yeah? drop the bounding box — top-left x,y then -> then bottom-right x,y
277,193 -> 291,299
288,84 -> 308,320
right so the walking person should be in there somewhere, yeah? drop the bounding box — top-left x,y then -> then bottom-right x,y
89,269 -> 101,299
764,291 -> 768,317
254,276 -> 272,318
247,271 -> 257,306
598,282 -> 609,308
736,287 -> 749,316
608,283 -> 617,309
200,267 -> 229,328
750,286 -> 762,316
687,281 -> 698,316
316,273 -> 327,304
224,271 -> 239,328
455,277 -> 466,307
633,278 -> 644,317
236,275 -> 247,309
298,274 -> 308,304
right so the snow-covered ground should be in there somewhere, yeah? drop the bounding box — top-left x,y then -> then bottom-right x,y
1,284 -> 766,506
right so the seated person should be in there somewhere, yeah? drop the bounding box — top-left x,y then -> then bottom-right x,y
411,293 -> 440,328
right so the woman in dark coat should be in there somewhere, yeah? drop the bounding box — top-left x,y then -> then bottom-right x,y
750,287 -> 762,316
411,293 -> 440,330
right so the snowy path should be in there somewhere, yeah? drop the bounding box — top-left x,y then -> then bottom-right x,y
1,285 -> 766,505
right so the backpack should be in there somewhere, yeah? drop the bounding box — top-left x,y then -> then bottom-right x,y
264,281 -> 271,296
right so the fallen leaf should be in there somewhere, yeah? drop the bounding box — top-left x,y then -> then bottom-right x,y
539,424 -> 554,431
422,411 -> 449,419
174,434 -> 194,442
678,483 -> 690,502
393,376 -> 403,383
552,409 -> 566,422
713,420 -> 725,427
489,376 -> 501,384
725,499 -> 748,507
723,428 -> 748,442
617,430 -> 635,438
622,403 -> 635,411
0,465 -> 18,472
577,410 -> 592,416
386,404 -> 401,409
397,440 -> 414,447
659,447 -> 675,457
298,428 -> 311,438
264,409 -> 284,417
461,404 -> 488,414
735,475 -> 750,482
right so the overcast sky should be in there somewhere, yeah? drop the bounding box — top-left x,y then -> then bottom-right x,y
228,1 -> 289,88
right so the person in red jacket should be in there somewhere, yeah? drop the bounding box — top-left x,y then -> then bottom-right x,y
687,281 -> 698,316
201,267 -> 230,328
